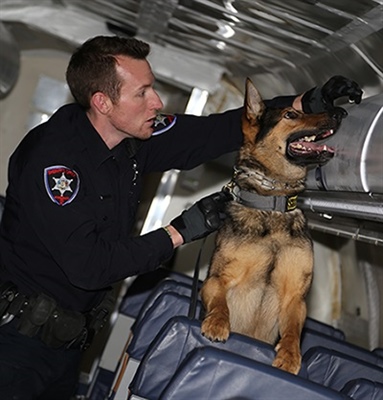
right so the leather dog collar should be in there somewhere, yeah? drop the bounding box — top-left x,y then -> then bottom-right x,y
222,166 -> 299,212
230,184 -> 298,212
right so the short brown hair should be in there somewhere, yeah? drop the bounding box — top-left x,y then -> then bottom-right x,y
66,36 -> 150,109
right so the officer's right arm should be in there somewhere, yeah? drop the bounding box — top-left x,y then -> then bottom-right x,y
6,156 -> 174,291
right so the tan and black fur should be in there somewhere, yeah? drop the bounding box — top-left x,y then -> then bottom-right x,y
200,78 -> 343,375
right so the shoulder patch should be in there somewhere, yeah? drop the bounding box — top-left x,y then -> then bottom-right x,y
152,114 -> 177,136
44,165 -> 80,206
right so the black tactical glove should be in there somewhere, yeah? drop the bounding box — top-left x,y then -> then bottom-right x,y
171,191 -> 232,244
302,75 -> 363,115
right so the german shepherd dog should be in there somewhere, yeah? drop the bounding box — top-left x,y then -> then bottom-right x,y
200,78 -> 343,375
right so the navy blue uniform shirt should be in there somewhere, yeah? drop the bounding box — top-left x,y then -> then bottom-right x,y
0,96 -> 295,312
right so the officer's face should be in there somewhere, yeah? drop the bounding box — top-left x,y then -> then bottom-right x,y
107,56 -> 164,142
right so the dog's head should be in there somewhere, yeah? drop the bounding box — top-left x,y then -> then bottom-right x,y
238,78 -> 343,193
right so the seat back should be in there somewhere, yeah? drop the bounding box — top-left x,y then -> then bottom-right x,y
304,317 -> 345,340
304,346 -> 383,391
129,316 -> 276,400
301,328 -> 383,368
341,378 -> 383,399
119,268 -> 194,318
131,278 -> 195,334
127,292 -> 202,361
160,346 -> 345,400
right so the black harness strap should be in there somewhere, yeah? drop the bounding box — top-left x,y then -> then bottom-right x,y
188,237 -> 207,320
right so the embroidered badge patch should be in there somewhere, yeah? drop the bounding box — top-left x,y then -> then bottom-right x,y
152,114 -> 177,136
44,165 -> 80,206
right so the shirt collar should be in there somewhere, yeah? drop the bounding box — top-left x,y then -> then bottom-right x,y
71,104 -> 142,168
71,104 -> 112,169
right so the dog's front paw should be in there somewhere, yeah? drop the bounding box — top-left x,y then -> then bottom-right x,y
272,343 -> 301,375
201,314 -> 230,342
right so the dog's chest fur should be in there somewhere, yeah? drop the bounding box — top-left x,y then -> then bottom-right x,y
212,202 -> 313,343
225,201 -> 308,239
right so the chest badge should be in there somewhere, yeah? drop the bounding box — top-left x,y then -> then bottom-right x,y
44,165 -> 80,206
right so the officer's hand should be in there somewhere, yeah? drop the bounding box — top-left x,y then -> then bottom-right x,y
302,75 -> 363,114
170,191 -> 232,244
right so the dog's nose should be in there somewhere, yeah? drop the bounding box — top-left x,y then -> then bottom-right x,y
331,107 -> 348,122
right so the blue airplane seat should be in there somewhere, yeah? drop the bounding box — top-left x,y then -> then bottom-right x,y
373,348 -> 383,359
159,346 -> 346,400
301,328 -> 383,368
304,317 -> 345,340
129,316 -> 281,400
106,292 -> 202,399
127,275 -> 342,340
127,292 -> 202,362
87,368 -> 115,400
341,378 -> 383,400
118,268 -> 194,318
85,273 -> 196,400
130,278 -> 196,335
304,346 -> 383,392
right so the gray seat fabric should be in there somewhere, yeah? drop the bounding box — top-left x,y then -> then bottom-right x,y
127,292 -> 202,361
160,346 -> 346,400
129,316 -> 278,399
341,378 -> 383,400
304,346 -> 383,392
301,328 -> 383,368
118,268 -> 195,318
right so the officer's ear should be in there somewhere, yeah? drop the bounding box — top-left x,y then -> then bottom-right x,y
91,92 -> 112,115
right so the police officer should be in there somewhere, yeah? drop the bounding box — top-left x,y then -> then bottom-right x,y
0,35 -> 362,399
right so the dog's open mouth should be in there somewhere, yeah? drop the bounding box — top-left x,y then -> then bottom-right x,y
287,128 -> 336,165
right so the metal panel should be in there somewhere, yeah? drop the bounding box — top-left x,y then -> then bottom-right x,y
0,22 -> 20,99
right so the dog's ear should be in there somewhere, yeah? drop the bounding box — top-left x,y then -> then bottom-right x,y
245,78 -> 265,123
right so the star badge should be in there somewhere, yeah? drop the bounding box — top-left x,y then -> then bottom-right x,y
44,165 -> 80,206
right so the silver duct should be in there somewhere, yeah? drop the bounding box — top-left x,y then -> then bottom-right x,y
299,93 -> 383,245
305,93 -> 383,194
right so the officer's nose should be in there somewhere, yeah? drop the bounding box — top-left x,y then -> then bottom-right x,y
152,90 -> 164,111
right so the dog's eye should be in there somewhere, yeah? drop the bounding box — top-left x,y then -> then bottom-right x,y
284,111 -> 298,119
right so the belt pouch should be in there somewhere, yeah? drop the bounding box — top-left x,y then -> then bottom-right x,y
18,293 -> 56,337
41,308 -> 86,348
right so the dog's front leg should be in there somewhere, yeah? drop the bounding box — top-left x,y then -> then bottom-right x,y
200,276 -> 231,342
271,244 -> 313,375
273,296 -> 306,375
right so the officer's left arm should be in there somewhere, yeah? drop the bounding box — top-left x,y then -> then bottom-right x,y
142,107 -> 244,173
140,87 -> 337,173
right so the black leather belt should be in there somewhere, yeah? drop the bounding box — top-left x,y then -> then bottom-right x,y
0,281 -> 112,350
